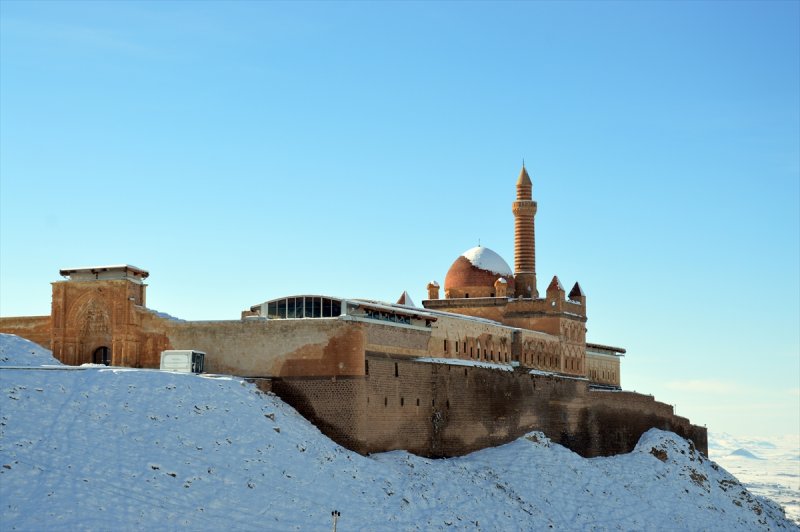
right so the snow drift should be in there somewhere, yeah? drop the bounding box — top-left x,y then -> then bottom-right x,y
0,335 -> 795,531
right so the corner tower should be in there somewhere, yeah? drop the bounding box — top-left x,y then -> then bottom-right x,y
512,165 -> 538,298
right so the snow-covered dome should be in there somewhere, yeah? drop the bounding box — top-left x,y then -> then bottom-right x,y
444,246 -> 515,298
460,246 -> 513,276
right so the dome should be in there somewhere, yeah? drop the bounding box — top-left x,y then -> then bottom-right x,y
444,246 -> 515,298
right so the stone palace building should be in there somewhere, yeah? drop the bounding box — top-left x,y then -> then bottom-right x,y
1,165 -> 706,458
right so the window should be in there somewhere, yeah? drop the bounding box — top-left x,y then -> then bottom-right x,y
384,397 -> 388,407
394,363 -> 399,377
365,360 -> 369,375
416,398 -> 420,407
444,339 -> 448,352
401,397 -> 404,407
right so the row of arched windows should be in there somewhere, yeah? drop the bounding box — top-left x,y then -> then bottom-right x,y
444,336 -> 510,364
588,368 -> 618,383
520,339 -> 560,370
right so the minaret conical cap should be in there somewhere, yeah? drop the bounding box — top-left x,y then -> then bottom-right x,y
517,164 -> 532,187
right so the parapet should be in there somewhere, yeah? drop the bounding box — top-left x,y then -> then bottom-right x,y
59,265 -> 149,284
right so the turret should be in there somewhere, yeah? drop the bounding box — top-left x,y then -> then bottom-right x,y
546,275 -> 565,311
427,281 -> 440,300
568,282 -> 586,307
512,164 -> 538,298
494,277 -> 508,298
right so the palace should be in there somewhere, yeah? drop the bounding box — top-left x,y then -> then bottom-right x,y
0,165 -> 706,458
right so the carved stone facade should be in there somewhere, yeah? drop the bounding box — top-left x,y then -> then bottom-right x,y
47,266 -> 169,367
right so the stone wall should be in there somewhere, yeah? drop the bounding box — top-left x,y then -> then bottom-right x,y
0,316 -> 51,350
162,318 -> 366,378
272,377 -> 367,452
272,357 -> 707,458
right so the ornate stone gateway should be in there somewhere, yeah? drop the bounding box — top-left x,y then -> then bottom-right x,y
48,265 -> 153,366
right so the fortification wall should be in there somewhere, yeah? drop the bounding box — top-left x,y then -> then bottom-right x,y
361,320 -> 430,357
163,319 -> 365,378
272,357 -> 707,458
0,316 -> 51,349
272,377 -> 368,452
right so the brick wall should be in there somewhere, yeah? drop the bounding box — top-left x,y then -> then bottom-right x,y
272,357 -> 708,458
272,377 -> 368,452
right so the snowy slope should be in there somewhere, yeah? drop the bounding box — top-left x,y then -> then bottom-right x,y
0,333 -> 63,367
0,335 -> 796,531
710,432 -> 800,525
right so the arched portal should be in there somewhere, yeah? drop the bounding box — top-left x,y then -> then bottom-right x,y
93,346 -> 110,366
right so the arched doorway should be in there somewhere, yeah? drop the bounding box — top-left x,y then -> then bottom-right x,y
93,346 -> 111,366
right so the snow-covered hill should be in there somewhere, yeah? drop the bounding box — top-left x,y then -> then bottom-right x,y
710,431 -> 800,525
0,334 -> 796,531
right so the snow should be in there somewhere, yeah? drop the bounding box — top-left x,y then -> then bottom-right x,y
59,264 -> 147,274
461,246 -> 513,276
0,333 -> 62,367
1,334 -> 797,531
529,368 -> 589,382
709,432 -> 800,525
414,357 -> 514,372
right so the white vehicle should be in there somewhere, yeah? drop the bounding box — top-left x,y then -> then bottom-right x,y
159,350 -> 205,374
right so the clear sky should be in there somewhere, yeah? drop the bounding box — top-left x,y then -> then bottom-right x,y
1,1 -> 798,438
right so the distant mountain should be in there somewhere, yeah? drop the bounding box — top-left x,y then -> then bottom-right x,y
729,448 -> 765,460
0,334 -> 795,530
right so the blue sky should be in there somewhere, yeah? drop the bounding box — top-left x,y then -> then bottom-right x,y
1,1 -> 798,437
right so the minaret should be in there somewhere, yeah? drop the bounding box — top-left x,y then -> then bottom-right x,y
512,164 -> 538,298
